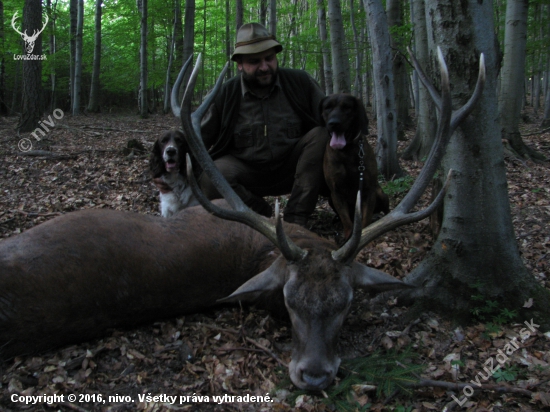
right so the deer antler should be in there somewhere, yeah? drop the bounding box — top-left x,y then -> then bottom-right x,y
11,12 -> 24,37
11,11 -> 48,40
178,54 -> 307,263
28,14 -> 48,41
170,55 -> 193,117
333,47 -> 486,263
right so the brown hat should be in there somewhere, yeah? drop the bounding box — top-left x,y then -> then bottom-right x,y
231,23 -> 283,61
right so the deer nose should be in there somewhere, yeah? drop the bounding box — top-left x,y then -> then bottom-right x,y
299,367 -> 333,390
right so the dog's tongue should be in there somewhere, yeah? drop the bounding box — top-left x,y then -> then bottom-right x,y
330,132 -> 347,149
165,162 -> 178,172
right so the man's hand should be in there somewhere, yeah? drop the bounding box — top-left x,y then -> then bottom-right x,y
153,177 -> 172,194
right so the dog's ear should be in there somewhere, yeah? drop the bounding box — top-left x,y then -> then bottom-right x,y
149,139 -> 165,178
318,96 -> 329,127
355,98 -> 369,135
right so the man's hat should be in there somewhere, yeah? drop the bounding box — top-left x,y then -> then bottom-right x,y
231,23 -> 283,61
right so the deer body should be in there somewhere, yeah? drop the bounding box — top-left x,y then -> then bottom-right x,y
0,203 -> 283,359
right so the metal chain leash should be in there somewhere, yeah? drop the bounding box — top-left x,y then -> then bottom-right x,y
358,137 -> 365,195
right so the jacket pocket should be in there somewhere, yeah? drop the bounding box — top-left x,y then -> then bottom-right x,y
233,128 -> 254,148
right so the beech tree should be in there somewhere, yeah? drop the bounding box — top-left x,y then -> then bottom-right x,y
17,0 -> 44,132
0,0 -> 6,115
87,0 -> 102,113
71,0 -> 83,115
327,0 -> 350,93
498,0 -> 545,161
69,0 -> 76,111
163,8 -> 178,114
363,0 -> 402,179
386,0 -> 411,136
46,0 -> 57,111
317,0 -> 333,95
405,0 -> 550,326
138,0 -> 148,118
401,0 -> 436,161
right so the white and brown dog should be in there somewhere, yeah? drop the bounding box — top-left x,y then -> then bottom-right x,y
150,129 -> 198,217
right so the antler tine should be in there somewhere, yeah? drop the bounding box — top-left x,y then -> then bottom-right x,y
275,200 -> 308,261
11,12 -> 24,36
450,53 -> 486,133
33,14 -> 49,38
333,47 -> 484,262
407,46 -> 442,112
170,55 -> 193,117
332,191 -> 362,263
180,56 -> 307,262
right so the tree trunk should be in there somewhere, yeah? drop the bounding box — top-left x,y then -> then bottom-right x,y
139,0 -> 148,118
174,0 -> 183,66
163,13 -> 176,114
317,0 -> 333,95
387,0 -> 412,137
46,0 -> 56,112
225,0 -> 232,79
327,0 -> 351,93
259,0 -> 267,26
363,0 -> 403,179
498,0 -> 545,161
402,0 -> 436,161
363,26 -> 371,107
71,0 -> 83,115
405,0 -> 550,328
18,0 -> 44,132
69,0 -> 76,111
269,0 -> 276,38
0,0 -> 7,115
183,0 -> 195,67
236,0 -> 243,31
349,0 -> 362,100
87,0 -> 102,113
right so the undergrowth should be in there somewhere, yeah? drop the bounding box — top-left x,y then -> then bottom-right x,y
469,280 -> 519,337
279,348 -> 423,411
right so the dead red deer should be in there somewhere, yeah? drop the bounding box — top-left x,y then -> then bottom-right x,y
175,49 -> 485,390
0,48 -> 484,392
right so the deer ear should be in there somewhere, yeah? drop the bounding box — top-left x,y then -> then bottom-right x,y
350,262 -> 414,293
217,256 -> 287,303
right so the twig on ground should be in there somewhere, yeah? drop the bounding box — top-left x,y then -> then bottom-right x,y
521,127 -> 550,137
16,150 -> 78,160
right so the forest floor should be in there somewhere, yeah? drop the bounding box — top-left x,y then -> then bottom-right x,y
0,107 -> 548,412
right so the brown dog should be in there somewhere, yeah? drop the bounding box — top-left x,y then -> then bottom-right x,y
321,94 -> 389,240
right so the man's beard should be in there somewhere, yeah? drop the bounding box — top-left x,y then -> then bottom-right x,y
242,66 -> 278,89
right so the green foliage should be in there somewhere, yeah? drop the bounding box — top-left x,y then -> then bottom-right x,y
388,23 -> 413,50
393,405 -> 414,412
469,280 -> 518,336
381,175 -> 414,197
281,348 -> 422,411
450,359 -> 465,368
492,365 -> 521,383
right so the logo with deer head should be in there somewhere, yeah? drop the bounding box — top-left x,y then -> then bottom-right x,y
11,11 -> 48,55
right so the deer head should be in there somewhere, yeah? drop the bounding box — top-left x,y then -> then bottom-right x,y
172,49 -> 485,390
12,11 -> 48,55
